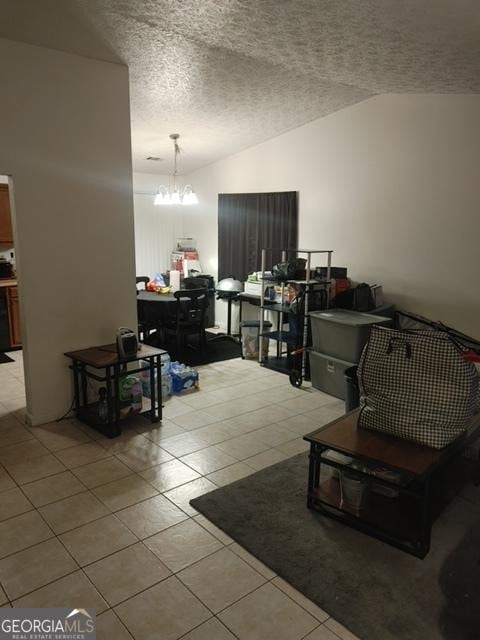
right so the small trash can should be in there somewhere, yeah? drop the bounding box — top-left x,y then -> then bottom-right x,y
344,365 -> 359,412
340,471 -> 368,514
240,320 -> 272,359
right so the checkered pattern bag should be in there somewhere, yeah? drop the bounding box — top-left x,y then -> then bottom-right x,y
358,326 -> 480,449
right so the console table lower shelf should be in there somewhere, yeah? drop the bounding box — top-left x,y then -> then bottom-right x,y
304,410 -> 480,558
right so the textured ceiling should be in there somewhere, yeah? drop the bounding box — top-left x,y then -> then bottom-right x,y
1,0 -> 479,173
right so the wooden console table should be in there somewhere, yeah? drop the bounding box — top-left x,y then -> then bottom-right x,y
304,410 -> 480,558
65,343 -> 167,438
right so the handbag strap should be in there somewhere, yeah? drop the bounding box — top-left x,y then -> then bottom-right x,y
386,336 -> 412,359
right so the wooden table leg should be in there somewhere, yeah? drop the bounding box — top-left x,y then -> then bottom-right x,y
307,443 -> 322,508
113,364 -> 121,424
417,476 -> 432,557
156,354 -> 162,422
105,366 -> 113,424
72,361 -> 80,413
80,363 -> 88,406
149,356 -> 157,423
474,447 -> 480,486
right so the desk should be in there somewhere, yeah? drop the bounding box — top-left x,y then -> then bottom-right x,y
137,290 -> 216,332
137,291 -> 179,342
65,343 -> 166,438
304,410 -> 480,557
137,291 -> 178,324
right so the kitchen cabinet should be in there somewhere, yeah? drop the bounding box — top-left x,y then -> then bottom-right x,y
0,185 -> 13,244
6,286 -> 21,347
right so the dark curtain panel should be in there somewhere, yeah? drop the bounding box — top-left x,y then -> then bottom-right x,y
218,191 -> 298,282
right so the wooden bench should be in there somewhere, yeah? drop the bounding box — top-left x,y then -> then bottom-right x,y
304,410 -> 480,558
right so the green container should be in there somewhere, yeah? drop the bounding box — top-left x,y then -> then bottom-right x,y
309,349 -> 356,400
309,309 -> 392,363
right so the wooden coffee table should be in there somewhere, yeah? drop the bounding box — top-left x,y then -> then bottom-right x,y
304,410 -> 480,557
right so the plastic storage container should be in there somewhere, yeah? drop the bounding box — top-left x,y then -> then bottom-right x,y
141,353 -> 171,375
139,353 -> 172,399
321,449 -> 354,480
118,375 -> 143,418
309,349 -> 355,399
170,362 -> 199,393
161,374 -> 172,398
309,309 -> 392,362
240,320 -> 272,359
340,471 -> 368,514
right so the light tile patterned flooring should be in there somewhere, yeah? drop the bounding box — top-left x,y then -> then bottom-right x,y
0,351 -> 361,640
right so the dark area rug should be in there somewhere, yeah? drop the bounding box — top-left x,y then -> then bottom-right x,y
191,453 -> 480,640
145,330 -> 241,366
0,352 -> 14,364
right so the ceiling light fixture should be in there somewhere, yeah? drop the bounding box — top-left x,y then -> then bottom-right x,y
154,134 -> 198,206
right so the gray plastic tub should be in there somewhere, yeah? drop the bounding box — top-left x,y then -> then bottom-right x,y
309,309 -> 392,362
309,349 -> 356,399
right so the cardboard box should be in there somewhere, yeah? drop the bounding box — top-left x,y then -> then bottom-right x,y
244,281 -> 263,296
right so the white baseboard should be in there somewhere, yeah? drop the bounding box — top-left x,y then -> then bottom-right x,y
26,410 -> 63,427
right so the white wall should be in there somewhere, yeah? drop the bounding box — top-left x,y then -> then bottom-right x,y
183,94 -> 480,339
132,172 -> 184,278
0,38 -> 136,425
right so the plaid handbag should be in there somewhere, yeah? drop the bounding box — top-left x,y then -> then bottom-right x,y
358,326 -> 480,449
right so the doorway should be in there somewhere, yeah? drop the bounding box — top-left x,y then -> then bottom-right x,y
0,174 -> 25,420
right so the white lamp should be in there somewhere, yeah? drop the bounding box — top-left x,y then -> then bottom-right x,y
182,186 -> 199,205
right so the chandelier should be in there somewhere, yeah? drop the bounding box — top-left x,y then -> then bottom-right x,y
154,134 -> 198,206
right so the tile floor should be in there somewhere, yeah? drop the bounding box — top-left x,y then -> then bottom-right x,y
0,351 -> 361,640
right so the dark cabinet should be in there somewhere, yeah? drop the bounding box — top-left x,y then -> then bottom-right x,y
0,285 -> 21,350
0,185 -> 13,244
7,286 -> 21,347
0,289 -> 9,351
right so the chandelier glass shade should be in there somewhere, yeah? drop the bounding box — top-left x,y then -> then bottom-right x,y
154,134 -> 198,206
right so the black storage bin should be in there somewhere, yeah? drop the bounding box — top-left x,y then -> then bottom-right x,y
345,365 -> 360,412
0,289 -> 10,351
316,266 -> 347,279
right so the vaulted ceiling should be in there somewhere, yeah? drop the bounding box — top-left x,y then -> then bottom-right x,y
1,0 -> 479,173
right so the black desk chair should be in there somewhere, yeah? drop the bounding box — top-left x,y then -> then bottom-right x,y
184,277 -> 216,328
183,277 -> 210,289
136,277 -> 153,341
164,288 -> 209,357
136,276 -> 150,290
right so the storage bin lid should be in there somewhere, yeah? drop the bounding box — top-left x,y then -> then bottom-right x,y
309,309 -> 390,327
